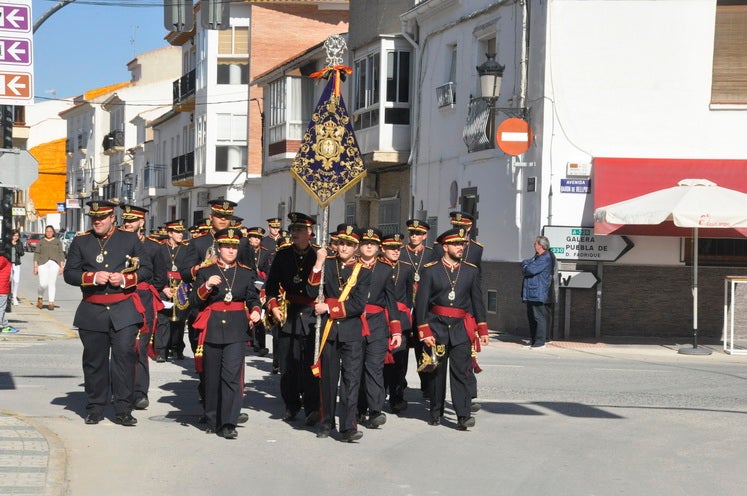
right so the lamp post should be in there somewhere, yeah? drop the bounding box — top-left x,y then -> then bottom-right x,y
476,53 -> 505,147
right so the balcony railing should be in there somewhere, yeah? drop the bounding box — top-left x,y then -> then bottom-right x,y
171,151 -> 194,186
173,69 -> 196,111
102,130 -> 124,156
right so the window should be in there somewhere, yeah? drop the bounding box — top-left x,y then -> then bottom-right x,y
217,63 -> 249,85
218,27 -> 249,55
386,51 -> 409,104
267,77 -> 314,144
354,53 -> 380,110
711,1 -> 747,105
378,197 -> 401,235
426,216 -> 438,247
215,145 -> 247,172
345,202 -> 356,226
684,238 -> 747,266
487,289 -> 498,314
216,113 -> 247,142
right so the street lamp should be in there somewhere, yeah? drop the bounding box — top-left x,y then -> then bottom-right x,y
476,53 -> 504,102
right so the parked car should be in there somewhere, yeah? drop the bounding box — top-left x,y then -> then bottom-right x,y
59,230 -> 77,254
26,232 -> 42,252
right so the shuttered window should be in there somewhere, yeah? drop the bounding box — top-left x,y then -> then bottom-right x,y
218,27 -> 249,55
711,1 -> 747,105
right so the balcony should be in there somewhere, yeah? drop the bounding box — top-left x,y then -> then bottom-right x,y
171,151 -> 194,187
173,69 -> 196,112
102,130 -> 124,156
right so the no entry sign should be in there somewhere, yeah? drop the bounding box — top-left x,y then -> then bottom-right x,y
496,117 -> 533,156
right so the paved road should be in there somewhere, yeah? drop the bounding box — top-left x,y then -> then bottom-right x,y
1,261 -> 746,495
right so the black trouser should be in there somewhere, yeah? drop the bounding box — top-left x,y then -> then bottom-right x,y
253,321 -> 267,350
427,339 -> 471,420
134,329 -> 151,402
203,340 -> 245,430
527,301 -> 551,347
357,332 -> 388,416
384,331 -> 410,405
278,332 -> 319,416
187,317 -> 205,402
320,338 -> 363,433
79,325 -> 139,416
154,312 -> 172,358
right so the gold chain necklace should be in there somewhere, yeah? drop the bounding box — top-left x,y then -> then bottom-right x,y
216,262 -> 238,302
95,231 -> 114,263
441,258 -> 461,301
405,245 -> 425,282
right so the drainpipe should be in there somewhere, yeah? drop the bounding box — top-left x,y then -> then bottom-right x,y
401,19 -> 420,218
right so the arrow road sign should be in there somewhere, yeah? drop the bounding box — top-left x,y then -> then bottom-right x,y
0,3 -> 29,32
0,71 -> 29,97
0,38 -> 29,64
558,270 -> 599,289
543,225 -> 634,262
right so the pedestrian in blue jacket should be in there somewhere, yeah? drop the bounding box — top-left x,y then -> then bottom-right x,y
521,236 -> 555,349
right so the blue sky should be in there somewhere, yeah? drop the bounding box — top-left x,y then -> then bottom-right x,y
32,0 -> 171,100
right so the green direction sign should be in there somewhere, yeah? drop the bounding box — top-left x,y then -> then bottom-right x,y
543,225 -> 634,262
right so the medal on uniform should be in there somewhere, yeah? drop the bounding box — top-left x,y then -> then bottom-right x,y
293,275 -> 302,284
224,290 -> 233,303
96,253 -> 104,263
172,264 -> 178,272
448,290 -> 456,301
414,272 -> 420,282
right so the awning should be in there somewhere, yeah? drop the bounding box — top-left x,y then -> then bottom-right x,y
593,157 -> 747,238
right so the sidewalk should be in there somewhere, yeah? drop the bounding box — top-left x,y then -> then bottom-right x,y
1,295 -> 75,496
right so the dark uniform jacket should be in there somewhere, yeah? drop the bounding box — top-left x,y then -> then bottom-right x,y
264,244 -> 318,336
414,259 -> 487,345
260,235 -> 280,264
363,259 -> 401,340
400,244 -> 437,278
245,245 -> 272,281
381,258 -> 415,330
433,238 -> 483,272
190,262 -> 261,344
308,256 -> 371,343
64,229 -> 153,332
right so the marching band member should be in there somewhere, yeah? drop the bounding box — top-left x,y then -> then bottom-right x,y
355,228 -> 401,428
415,228 -> 489,431
64,200 -> 153,426
190,228 -> 261,439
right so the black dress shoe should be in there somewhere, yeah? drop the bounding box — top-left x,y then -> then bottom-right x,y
456,416 -> 476,431
205,427 -> 215,434
221,425 -> 238,439
368,411 -> 387,428
237,412 -> 249,424
174,352 -> 185,360
113,413 -> 138,426
134,397 -> 149,410
283,408 -> 299,421
271,366 -> 279,375
341,429 -> 363,443
198,415 -> 208,424
84,413 -> 103,425
356,413 -> 367,425
304,410 -> 320,426
470,401 -> 482,413
390,399 -> 407,413
316,424 -> 331,439
156,355 -> 166,363
257,347 -> 269,357
428,416 -> 441,426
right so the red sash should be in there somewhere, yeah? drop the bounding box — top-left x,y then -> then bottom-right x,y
429,305 -> 481,373
193,301 -> 249,372
286,294 -> 315,307
396,301 -> 413,327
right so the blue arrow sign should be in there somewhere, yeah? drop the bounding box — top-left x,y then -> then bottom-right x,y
0,37 -> 29,64
0,4 -> 30,32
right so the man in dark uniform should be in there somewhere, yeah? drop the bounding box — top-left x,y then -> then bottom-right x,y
190,227 -> 261,438
434,211 -> 485,412
157,219 -> 191,361
356,227 -> 402,428
400,219 -> 437,397
264,212 -> 320,425
310,225 -> 371,442
261,217 -> 283,264
380,233 -> 415,413
245,226 -> 271,356
63,200 -> 153,426
415,228 -> 489,430
120,204 -> 169,409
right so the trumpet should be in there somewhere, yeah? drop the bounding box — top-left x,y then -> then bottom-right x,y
169,279 -> 180,322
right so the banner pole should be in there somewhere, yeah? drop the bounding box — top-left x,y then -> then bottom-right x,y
313,205 -> 329,364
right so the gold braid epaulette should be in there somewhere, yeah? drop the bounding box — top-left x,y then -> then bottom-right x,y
423,260 -> 438,268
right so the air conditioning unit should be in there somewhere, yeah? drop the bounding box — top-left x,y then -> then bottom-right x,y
436,82 -> 456,109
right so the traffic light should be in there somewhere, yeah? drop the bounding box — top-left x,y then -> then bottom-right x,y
0,187 -> 13,248
163,0 -> 194,32
1,106 -> 12,149
201,0 -> 230,30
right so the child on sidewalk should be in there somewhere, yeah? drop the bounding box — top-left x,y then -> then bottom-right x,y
0,245 -> 18,333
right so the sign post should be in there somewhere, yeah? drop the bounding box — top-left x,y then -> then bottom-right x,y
0,0 -> 32,105
543,225 -> 634,262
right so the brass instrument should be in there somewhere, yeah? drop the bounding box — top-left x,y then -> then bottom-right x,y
169,278 -> 180,322
263,287 -> 288,328
417,343 -> 446,373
